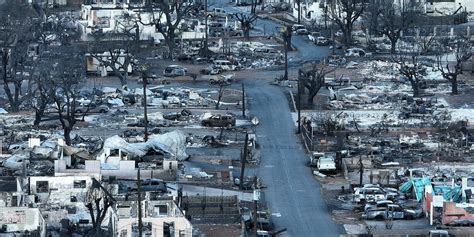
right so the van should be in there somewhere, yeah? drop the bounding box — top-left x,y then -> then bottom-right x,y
213,60 -> 237,71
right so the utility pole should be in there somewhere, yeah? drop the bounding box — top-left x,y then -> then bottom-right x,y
297,78 -> 301,134
204,0 -> 209,57
137,168 -> 143,237
253,175 -> 259,237
284,36 -> 288,80
358,155 -> 364,187
142,73 -> 148,142
242,83 -> 246,118
240,133 -> 248,190
140,65 -> 150,142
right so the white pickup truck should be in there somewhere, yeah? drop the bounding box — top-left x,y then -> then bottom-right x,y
317,155 -> 336,172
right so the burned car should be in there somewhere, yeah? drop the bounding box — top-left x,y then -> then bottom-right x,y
201,114 -> 236,127
353,184 -> 399,204
75,104 -> 109,114
362,204 -> 423,220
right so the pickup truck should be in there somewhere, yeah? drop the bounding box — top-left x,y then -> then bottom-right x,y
317,155 -> 336,172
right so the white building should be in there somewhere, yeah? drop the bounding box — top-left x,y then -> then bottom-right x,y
115,199 -> 193,237
0,207 -> 46,237
79,3 -> 205,42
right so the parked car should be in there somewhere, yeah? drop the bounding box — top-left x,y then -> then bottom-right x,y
308,31 -> 321,42
316,36 -> 330,46
163,65 -> 187,77
317,155 -> 336,172
292,24 -> 306,32
362,204 -> 423,220
128,179 -> 167,192
253,47 -> 282,59
201,114 -> 236,127
309,152 -> 325,167
200,65 -> 222,75
364,200 -> 394,211
296,28 -> 309,35
213,60 -> 239,71
345,48 -> 366,57
209,74 -> 234,85
224,27 -> 243,36
177,54 -> 193,62
193,57 -> 209,64
75,104 -> 109,114
354,184 -> 386,204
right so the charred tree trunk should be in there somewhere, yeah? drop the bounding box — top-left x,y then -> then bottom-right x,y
408,78 -> 420,97
33,104 -> 46,127
1,51 -> 20,112
112,67 -> 128,88
390,39 -> 397,54
343,26 -> 352,46
166,29 -> 176,60
243,27 -> 251,41
451,76 -> 458,95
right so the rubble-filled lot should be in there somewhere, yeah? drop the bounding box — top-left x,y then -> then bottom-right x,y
284,54 -> 474,235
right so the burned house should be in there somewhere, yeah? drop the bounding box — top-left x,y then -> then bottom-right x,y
115,198 -> 193,237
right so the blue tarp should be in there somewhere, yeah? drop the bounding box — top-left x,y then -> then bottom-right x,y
433,186 -> 462,203
399,177 -> 431,201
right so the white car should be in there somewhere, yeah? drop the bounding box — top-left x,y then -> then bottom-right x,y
354,184 -> 387,204
317,156 -> 336,172
308,32 -> 320,42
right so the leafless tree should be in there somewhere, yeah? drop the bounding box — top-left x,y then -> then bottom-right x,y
88,17 -> 138,89
27,13 -> 81,127
232,13 -> 258,41
251,0 -> 258,14
85,179 -> 115,236
299,64 -> 336,105
393,54 -> 425,97
379,0 -> 420,54
28,56 -> 54,127
328,0 -> 366,46
143,0 -> 197,60
0,2 -> 39,112
46,48 -> 86,145
415,27 -> 437,55
362,0 -> 383,36
436,38 -> 472,95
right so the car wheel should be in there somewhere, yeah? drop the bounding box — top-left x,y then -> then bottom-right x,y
75,110 -> 82,114
375,215 -> 385,221
99,109 -> 107,113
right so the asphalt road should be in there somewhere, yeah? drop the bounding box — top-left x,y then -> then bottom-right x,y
211,3 -> 343,235
245,79 -> 343,236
